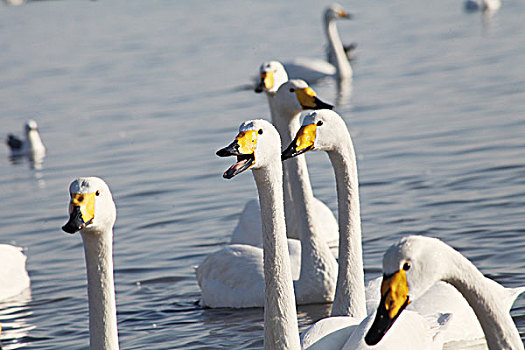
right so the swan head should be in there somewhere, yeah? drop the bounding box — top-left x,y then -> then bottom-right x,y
365,235 -> 452,346
282,110 -> 346,160
62,177 -> 116,235
324,3 -> 352,21
255,61 -> 288,94
24,120 -> 39,134
216,119 -> 280,179
273,80 -> 333,116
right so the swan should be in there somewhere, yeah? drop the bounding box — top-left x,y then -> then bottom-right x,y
196,118 -> 337,308
62,177 -> 119,350
6,120 -> 46,157
284,4 -> 353,83
465,0 -> 501,12
365,235 -> 525,350
215,120 -> 300,348
282,110 -> 487,349
0,244 -> 30,301
234,62 -> 338,251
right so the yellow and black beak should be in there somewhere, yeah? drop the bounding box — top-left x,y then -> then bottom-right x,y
62,193 -> 96,234
294,87 -> 333,110
338,10 -> 353,19
281,123 -> 317,160
254,71 -> 274,93
216,130 -> 258,179
365,270 -> 411,346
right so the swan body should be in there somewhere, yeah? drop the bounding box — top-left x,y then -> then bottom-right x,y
217,120 -> 300,348
62,177 -> 119,350
284,4 -> 353,83
465,0 -> 501,12
6,120 -> 46,157
282,111 -> 487,348
198,114 -> 338,308
0,244 -> 30,301
366,235 -> 525,350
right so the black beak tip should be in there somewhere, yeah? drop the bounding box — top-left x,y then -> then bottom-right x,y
62,223 -> 78,234
216,148 -> 230,157
254,87 -> 263,93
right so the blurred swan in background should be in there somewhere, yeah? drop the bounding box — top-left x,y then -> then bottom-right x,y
284,3 -> 354,83
465,0 -> 501,12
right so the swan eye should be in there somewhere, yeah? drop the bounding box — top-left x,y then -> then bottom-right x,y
289,88 -> 295,93
403,262 -> 411,271
96,190 -> 100,196
258,129 -> 263,135
78,195 -> 84,202
317,120 -> 324,126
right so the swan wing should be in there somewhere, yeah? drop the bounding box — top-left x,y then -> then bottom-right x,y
284,58 -> 336,84
301,316 -> 360,350
196,244 -> 265,308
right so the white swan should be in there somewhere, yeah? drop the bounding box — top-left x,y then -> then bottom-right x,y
284,4 -> 353,83
282,110 -> 487,349
365,235 -> 525,350
197,119 -> 337,308
234,61 -> 338,251
6,120 -> 46,157
62,177 -> 119,350
465,0 -> 501,12
0,244 -> 30,301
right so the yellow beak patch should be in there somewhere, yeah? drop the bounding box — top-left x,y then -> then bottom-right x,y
260,71 -> 274,90
294,124 -> 317,153
70,192 -> 96,225
294,87 -> 318,108
235,130 -> 258,154
381,270 -> 411,319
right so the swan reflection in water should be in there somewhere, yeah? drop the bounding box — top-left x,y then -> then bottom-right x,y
0,289 -> 34,350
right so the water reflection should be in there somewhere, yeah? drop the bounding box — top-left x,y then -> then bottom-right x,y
0,289 -> 33,350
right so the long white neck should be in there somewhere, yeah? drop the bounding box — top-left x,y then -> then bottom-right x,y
327,133 -> 366,319
276,109 -> 337,303
81,229 -> 119,350
325,18 -> 352,80
27,130 -> 45,154
267,93 -> 297,236
253,160 -> 300,350
446,250 -> 524,350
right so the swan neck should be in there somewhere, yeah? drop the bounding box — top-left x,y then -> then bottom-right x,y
446,251 -> 523,350
268,96 -> 299,235
27,130 -> 45,153
325,19 -> 352,80
81,229 -> 119,350
328,138 -> 366,319
252,162 -> 300,350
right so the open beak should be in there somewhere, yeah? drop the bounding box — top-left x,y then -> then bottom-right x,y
365,270 -> 411,346
294,87 -> 333,110
282,123 -> 317,160
62,193 -> 96,234
254,71 -> 274,93
217,130 -> 258,179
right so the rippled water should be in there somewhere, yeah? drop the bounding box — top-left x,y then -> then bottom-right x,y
0,0 -> 524,348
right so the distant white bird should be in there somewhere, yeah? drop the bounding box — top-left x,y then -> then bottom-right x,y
464,0 -> 501,12
0,244 -> 30,301
6,120 -> 46,157
284,4 -> 353,83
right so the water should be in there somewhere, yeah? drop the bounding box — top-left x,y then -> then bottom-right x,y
0,0 -> 524,348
